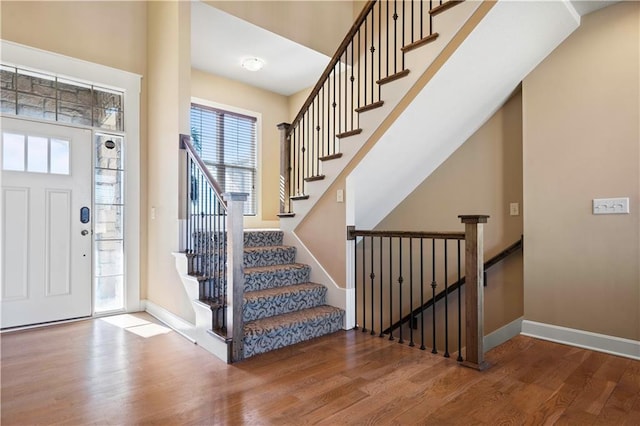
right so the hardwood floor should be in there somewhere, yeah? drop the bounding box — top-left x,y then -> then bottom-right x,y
1,313 -> 639,425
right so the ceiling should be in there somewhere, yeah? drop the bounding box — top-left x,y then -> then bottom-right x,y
191,1 -> 330,97
191,1 -> 618,98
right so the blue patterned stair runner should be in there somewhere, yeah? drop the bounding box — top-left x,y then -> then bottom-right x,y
241,230 -> 344,358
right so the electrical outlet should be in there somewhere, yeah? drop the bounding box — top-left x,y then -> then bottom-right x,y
593,197 -> 629,215
337,189 -> 344,203
509,202 -> 519,216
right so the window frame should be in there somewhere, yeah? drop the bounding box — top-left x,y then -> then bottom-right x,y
190,98 -> 260,216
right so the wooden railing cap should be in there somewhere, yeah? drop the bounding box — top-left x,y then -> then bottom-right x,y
277,122 -> 291,130
458,215 -> 490,224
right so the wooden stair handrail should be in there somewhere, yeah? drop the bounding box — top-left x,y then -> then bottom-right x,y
180,133 -> 226,207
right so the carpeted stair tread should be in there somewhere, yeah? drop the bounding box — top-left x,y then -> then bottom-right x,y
243,305 -> 344,357
243,283 -> 327,322
244,262 -> 309,274
244,282 -> 324,302
244,245 -> 296,268
244,305 -> 343,334
244,263 -> 311,291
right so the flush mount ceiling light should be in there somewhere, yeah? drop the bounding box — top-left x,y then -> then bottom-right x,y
241,57 -> 265,72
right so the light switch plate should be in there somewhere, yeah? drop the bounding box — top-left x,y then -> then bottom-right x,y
336,189 -> 344,203
593,197 -> 629,215
509,202 -> 519,216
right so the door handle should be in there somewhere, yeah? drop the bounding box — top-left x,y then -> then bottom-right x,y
81,230 -> 89,236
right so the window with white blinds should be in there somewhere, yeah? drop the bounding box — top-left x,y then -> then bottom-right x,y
190,103 -> 257,215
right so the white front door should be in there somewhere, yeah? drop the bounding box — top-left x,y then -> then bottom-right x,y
1,117 -> 92,328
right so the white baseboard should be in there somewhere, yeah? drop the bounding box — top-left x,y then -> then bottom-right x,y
143,300 -> 197,344
521,320 -> 640,361
484,316 -> 523,351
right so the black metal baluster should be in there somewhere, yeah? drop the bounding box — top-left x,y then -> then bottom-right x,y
350,41 -> 355,132
213,192 -> 218,305
307,112 -> 311,178
320,87 -> 324,158
369,236 -> 375,336
357,29 -> 361,110
362,236 -> 367,333
325,81 -> 330,156
379,237 -> 384,337
370,9 -> 375,103
457,239 -> 463,362
292,127 -> 304,195
429,0 -> 433,36
389,237 -> 394,341
409,238 -> 415,347
186,159 -> 191,256
207,180 -> 212,300
364,16 -> 368,107
431,238 -> 437,354
398,237 -> 404,344
197,171 -> 202,277
444,239 -> 450,358
393,0 -> 398,74
386,0 -> 390,78
421,0 -> 424,39
402,0 -> 405,70
222,207 -> 227,330
316,97 -> 321,163
332,69 -> 336,153
378,0 -> 382,98
312,105 -> 317,177
338,58 -> 342,136
343,51 -> 348,133
420,238 -> 425,350
411,0 -> 415,44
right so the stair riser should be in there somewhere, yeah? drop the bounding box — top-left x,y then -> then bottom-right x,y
244,267 -> 310,292
190,231 -> 284,250
243,311 -> 344,358
188,246 -> 296,274
244,247 -> 296,268
244,231 -> 283,248
243,287 -> 327,322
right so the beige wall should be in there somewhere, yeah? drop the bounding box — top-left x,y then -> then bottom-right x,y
0,1 -> 150,300
191,68 -> 288,228
146,1 -> 193,321
377,89 -> 524,334
204,1 -> 356,57
523,2 -> 639,341
0,1 -> 146,76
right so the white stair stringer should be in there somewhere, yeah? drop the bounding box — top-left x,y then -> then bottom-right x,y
279,0 -> 483,234
348,1 -> 581,229
173,252 -> 230,363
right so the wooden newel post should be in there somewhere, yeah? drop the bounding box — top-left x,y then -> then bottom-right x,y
459,214 -> 489,370
277,123 -> 291,215
224,192 -> 247,363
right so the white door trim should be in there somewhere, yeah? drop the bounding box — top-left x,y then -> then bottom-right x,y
1,40 -> 142,313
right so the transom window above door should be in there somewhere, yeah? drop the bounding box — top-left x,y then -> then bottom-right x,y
1,65 -> 124,131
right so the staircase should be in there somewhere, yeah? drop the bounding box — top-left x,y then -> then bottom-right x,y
241,230 -> 344,358
176,0 -> 583,363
